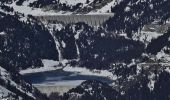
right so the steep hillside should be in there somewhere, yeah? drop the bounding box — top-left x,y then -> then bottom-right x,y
0,66 -> 34,100
62,80 -> 120,100
62,70 -> 170,100
0,3 -> 58,100
0,5 -> 58,70
0,66 -> 50,100
51,22 -> 144,69
105,0 -> 170,37
102,0 -> 170,63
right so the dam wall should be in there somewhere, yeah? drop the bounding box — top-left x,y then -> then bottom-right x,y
35,14 -> 114,27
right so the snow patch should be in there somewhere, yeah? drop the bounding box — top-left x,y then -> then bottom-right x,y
0,32 -> 6,35
156,47 -> 170,62
20,59 -> 62,74
8,1 -> 73,16
60,0 -> 93,6
96,0 -> 118,13
63,66 -> 117,81
148,73 -> 156,91
132,31 -> 163,45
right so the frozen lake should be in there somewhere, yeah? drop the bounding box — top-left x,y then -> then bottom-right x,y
23,69 -> 113,85
23,69 -> 114,94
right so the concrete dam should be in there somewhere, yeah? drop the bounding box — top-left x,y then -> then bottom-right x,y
35,14 -> 114,27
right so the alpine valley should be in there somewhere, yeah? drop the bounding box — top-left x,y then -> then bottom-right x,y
0,0 -> 170,100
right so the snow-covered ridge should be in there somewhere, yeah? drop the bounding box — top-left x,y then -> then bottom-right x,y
0,85 -> 17,100
0,66 -> 35,99
2,0 -> 120,16
96,0 -> 120,13
9,1 -> 65,16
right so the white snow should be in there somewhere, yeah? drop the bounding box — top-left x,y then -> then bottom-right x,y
96,0 -> 120,13
20,59 -> 116,81
0,85 -> 14,100
22,0 -> 38,6
125,6 -> 130,12
165,67 -> 170,73
34,80 -> 85,87
147,73 -> 156,91
0,66 -> 34,99
132,31 -> 163,45
42,59 -> 60,68
60,0 -> 93,6
20,59 -> 62,74
156,47 -> 170,62
47,23 -> 63,31
45,23 -> 64,61
8,1 -> 73,16
61,41 -> 66,48
74,31 -> 81,40
0,32 -> 6,35
63,65 -> 117,81
3,0 -> 118,16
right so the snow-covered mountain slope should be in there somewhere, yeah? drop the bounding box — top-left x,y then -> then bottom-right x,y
0,66 -> 35,100
0,66 -> 47,100
0,65 -> 52,100
95,0 -> 120,13
0,85 -> 17,100
0,0 -> 121,15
